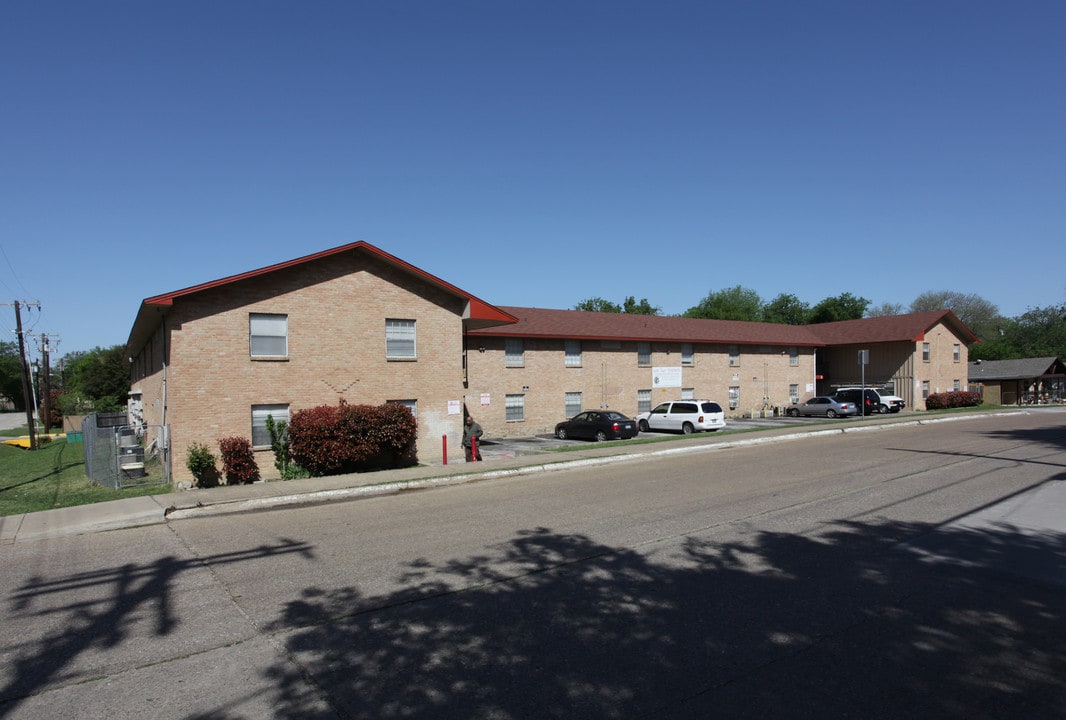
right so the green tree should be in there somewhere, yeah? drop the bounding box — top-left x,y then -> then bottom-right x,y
621,296 -> 661,315
762,293 -> 810,325
910,290 -> 1001,340
1007,304 -> 1066,358
574,297 -> 623,313
683,286 -> 764,321
0,341 -> 27,411
808,292 -> 870,324
62,345 -> 130,412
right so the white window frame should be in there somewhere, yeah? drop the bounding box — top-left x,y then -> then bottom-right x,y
728,386 -> 740,409
505,393 -> 525,421
637,342 -> 651,366
953,343 -> 961,362
637,389 -> 652,414
681,343 -> 694,366
565,392 -> 582,418
789,383 -> 799,404
385,319 -> 417,359
789,347 -> 799,367
565,340 -> 582,367
922,342 -> 931,362
505,339 -> 524,367
922,380 -> 930,398
250,313 -> 288,358
251,403 -> 289,448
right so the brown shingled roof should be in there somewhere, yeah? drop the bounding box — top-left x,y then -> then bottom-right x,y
467,307 -> 826,346
804,310 -> 978,345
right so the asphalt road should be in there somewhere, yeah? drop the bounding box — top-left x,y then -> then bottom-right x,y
2,412 -> 1064,719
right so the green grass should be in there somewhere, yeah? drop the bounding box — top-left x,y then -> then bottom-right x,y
0,429 -> 171,517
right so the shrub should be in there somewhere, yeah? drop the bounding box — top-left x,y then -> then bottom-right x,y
288,402 -> 418,476
186,442 -> 220,488
218,436 -> 260,484
925,391 -> 982,410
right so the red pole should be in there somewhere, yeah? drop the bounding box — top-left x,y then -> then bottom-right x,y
471,435 -> 478,461
442,434 -> 448,465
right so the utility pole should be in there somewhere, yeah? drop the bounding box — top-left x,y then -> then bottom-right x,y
40,334 -> 53,433
13,301 -> 37,450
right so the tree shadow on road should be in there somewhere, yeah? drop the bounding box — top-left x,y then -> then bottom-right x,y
262,518 -> 1066,719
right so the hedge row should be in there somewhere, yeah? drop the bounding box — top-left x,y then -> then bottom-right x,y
925,391 -> 982,410
287,402 -> 418,476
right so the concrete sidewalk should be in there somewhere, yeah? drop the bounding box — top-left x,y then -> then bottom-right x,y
4,411 -> 1066,560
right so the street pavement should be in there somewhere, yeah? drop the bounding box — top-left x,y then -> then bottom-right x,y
3,409 -> 1066,589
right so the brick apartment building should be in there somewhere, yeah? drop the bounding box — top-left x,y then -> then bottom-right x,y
125,242 -> 977,483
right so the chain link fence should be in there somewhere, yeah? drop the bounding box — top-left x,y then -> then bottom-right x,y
81,413 -> 170,489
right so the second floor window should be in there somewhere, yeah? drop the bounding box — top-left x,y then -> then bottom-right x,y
637,342 -> 651,366
789,347 -> 799,366
386,319 -> 416,359
505,339 -> 524,367
681,343 -> 694,366
565,340 -> 582,367
728,346 -> 740,366
922,342 -> 931,362
250,314 -> 288,358
953,343 -> 961,362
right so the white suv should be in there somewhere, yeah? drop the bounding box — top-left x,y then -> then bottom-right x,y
836,387 -> 905,414
636,400 -> 727,434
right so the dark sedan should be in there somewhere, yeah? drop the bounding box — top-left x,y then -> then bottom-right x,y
555,411 -> 639,441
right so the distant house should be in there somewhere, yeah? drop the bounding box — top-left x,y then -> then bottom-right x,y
968,357 -> 1066,405
125,242 -> 979,484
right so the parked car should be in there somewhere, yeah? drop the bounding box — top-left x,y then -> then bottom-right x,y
635,400 -> 726,434
834,387 -> 905,414
832,388 -> 883,416
787,396 -> 858,418
555,410 -> 639,441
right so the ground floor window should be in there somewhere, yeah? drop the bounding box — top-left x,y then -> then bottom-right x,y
922,381 -> 930,398
506,394 -> 525,421
729,386 -> 740,409
252,404 -> 289,448
789,384 -> 799,404
387,399 -> 417,418
637,389 -> 651,413
565,392 -> 581,418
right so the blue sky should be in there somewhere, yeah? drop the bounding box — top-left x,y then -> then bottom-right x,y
2,1 -> 1064,359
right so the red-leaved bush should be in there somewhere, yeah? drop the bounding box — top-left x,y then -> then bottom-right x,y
287,402 -> 418,476
925,391 -> 982,410
218,436 -> 260,484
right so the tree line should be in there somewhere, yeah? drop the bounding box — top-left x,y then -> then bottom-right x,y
0,343 -> 128,418
575,289 -> 1066,362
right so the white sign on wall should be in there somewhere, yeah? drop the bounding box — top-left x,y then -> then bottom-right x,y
448,400 -> 461,415
652,366 -> 683,388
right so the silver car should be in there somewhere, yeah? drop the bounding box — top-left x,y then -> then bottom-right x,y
787,396 -> 858,418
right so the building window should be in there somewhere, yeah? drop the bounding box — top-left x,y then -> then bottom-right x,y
637,389 -> 651,413
922,380 -> 930,398
681,343 -> 694,366
953,343 -> 961,362
385,319 -> 416,359
728,386 -> 740,409
387,399 -> 417,418
251,404 -> 289,448
637,342 -> 651,366
789,384 -> 799,404
922,342 -> 930,362
681,387 -> 695,400
565,392 -> 582,418
728,346 -> 740,367
953,379 -> 960,392
505,394 -> 525,421
565,340 -> 582,367
505,339 -> 524,367
789,347 -> 799,367
250,313 -> 288,358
